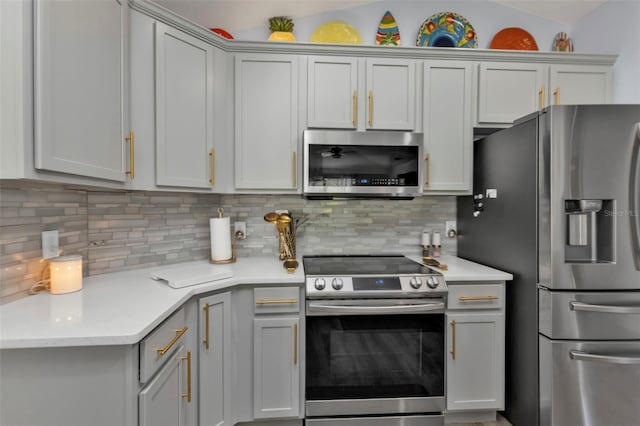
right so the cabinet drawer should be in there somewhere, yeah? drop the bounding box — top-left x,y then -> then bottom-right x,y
254,287 -> 300,314
140,307 -> 187,382
448,284 -> 504,310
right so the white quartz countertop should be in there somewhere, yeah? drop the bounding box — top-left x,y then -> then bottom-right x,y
0,255 -> 510,349
0,257 -> 304,349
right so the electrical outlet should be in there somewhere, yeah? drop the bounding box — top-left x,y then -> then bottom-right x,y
42,230 -> 59,259
234,221 -> 247,239
445,221 -> 457,238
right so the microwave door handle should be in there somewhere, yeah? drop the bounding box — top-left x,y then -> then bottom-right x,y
307,302 -> 445,315
570,350 -> 640,365
570,301 -> 640,314
631,123 -> 640,271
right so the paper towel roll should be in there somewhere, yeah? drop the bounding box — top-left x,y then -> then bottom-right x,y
210,217 -> 232,261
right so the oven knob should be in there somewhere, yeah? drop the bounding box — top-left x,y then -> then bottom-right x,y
409,277 -> 422,289
332,278 -> 344,290
314,278 -> 326,290
426,277 -> 439,289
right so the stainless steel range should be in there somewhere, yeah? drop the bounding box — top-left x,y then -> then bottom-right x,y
303,255 -> 448,426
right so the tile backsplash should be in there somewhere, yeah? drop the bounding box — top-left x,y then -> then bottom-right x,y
1,181 -> 456,303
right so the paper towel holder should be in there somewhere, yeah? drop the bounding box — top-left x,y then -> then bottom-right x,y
210,208 -> 237,264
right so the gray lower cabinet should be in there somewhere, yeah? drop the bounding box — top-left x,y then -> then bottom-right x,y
446,282 -> 506,413
199,292 -> 232,426
253,316 -> 300,419
139,344 -> 189,426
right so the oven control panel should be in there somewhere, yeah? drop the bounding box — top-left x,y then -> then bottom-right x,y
306,275 -> 447,297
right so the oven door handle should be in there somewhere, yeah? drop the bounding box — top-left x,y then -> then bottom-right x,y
306,301 -> 445,316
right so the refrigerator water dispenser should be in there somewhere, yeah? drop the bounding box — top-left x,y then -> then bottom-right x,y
564,199 -> 615,263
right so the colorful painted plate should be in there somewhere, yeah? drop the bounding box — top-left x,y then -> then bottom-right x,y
376,11 -> 400,46
210,28 -> 233,40
310,21 -> 362,44
490,27 -> 538,50
416,12 -> 477,48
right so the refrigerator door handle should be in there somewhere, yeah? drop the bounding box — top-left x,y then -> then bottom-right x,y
570,350 -> 640,365
570,301 -> 640,314
631,123 -> 640,270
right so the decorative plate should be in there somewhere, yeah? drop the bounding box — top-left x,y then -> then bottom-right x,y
210,28 -> 233,40
376,11 -> 400,46
416,12 -> 477,48
553,32 -> 574,52
490,27 -> 538,50
310,21 -> 362,44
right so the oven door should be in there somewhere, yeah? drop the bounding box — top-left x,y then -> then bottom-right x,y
305,298 -> 445,417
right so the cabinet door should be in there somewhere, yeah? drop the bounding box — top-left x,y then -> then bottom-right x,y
477,62 -> 546,125
446,312 -> 505,411
34,0 -> 125,182
308,56 -> 358,129
235,54 -> 299,190
155,22 -> 215,188
253,316 -> 300,419
548,64 -> 612,106
199,292 -> 231,426
139,344 -> 189,426
365,59 -> 416,130
423,61 -> 472,193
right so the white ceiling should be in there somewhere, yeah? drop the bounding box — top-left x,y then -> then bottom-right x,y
156,0 -> 609,32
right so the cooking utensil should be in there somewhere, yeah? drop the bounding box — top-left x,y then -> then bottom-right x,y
283,258 -> 299,273
264,212 -> 279,223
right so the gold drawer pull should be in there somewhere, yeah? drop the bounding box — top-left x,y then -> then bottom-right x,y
293,322 -> 298,365
368,90 -> 373,126
203,303 -> 210,350
209,148 -> 215,185
256,299 -> 297,305
458,295 -> 499,302
554,87 -> 560,105
292,151 -> 297,188
156,326 -> 188,355
180,350 -> 192,402
450,320 -> 456,360
539,86 -> 545,110
352,90 -> 357,127
125,131 -> 135,179
425,154 -> 431,188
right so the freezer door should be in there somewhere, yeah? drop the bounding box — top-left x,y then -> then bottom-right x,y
539,288 -> 640,339
542,105 -> 640,290
539,336 -> 640,426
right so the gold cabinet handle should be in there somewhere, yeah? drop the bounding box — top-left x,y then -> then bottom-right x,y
554,87 -> 560,105
450,320 -> 456,360
368,90 -> 373,126
256,299 -> 297,305
293,322 -> 298,365
179,350 -> 192,402
125,131 -> 135,179
352,90 -> 357,127
209,148 -> 215,185
539,86 -> 545,110
156,327 -> 188,355
292,151 -> 297,188
425,154 -> 431,188
203,303 -> 210,350
459,295 -> 499,302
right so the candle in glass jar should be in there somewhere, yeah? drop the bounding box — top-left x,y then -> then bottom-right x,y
421,230 -> 431,247
432,231 -> 441,246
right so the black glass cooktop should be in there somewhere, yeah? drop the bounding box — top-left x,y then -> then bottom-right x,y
303,255 -> 438,276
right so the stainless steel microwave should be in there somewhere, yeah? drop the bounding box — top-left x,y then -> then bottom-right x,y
303,130 -> 423,199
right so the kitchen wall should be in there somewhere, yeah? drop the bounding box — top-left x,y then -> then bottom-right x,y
0,181 -> 456,304
572,1 -> 640,104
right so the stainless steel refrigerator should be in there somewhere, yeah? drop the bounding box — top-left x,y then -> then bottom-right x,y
457,105 -> 640,426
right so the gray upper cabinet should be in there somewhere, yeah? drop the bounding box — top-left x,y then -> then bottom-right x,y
476,62 -> 546,127
155,22 -> 215,189
423,61 -> 473,194
307,56 -> 358,129
365,59 -> 416,130
307,57 -> 416,131
548,64 -> 612,106
34,0 -> 127,182
234,54 -> 299,191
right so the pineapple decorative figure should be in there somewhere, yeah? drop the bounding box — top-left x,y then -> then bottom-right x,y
268,16 -> 296,42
